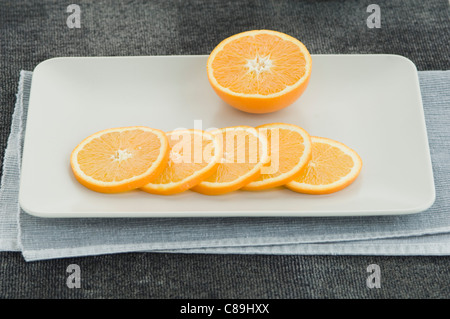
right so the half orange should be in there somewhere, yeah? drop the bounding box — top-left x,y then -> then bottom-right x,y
207,30 -> 312,114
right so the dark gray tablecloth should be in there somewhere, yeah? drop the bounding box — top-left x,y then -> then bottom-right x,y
1,0 -> 449,298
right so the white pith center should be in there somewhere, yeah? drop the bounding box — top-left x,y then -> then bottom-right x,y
111,149 -> 133,162
245,55 -> 273,75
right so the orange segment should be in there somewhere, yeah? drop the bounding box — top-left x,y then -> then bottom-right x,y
285,136 -> 362,195
207,30 -> 312,113
242,123 -> 312,191
140,129 -> 221,195
70,126 -> 169,193
191,126 -> 269,195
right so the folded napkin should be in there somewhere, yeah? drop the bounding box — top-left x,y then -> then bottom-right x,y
1,70 -> 449,261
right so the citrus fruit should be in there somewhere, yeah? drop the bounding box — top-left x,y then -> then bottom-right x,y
191,126 -> 269,195
140,129 -> 222,195
207,29 -> 312,114
242,123 -> 312,191
70,126 -> 169,193
285,136 -> 362,195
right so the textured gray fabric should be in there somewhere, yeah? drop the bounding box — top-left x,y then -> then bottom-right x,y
0,71 -> 30,251
1,70 -> 448,261
1,0 -> 449,298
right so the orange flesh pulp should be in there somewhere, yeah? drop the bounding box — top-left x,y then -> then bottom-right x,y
259,127 -> 306,178
150,131 -> 217,185
203,128 -> 265,183
77,129 -> 163,183
296,142 -> 354,185
211,33 -> 307,95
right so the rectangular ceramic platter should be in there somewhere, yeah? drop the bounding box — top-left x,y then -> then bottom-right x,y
19,55 -> 435,218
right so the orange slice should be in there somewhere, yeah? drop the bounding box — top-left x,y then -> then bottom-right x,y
140,129 -> 221,195
207,30 -> 312,114
70,126 -> 169,193
191,126 -> 269,195
285,136 -> 362,195
242,123 -> 312,191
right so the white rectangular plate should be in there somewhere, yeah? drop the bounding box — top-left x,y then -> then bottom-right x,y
19,55 -> 435,218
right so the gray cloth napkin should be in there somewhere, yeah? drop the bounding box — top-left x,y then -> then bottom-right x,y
1,70 -> 449,261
